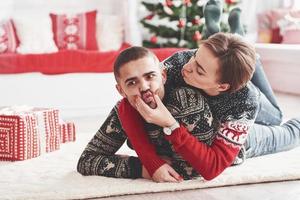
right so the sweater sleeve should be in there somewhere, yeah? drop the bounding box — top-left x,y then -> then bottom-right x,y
118,98 -> 166,177
165,117 -> 254,180
77,104 -> 142,179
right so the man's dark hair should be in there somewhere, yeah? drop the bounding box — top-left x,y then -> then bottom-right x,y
114,46 -> 157,81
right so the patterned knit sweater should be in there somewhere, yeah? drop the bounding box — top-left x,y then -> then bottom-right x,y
117,50 -> 260,180
77,50 -> 260,180
77,87 -> 216,179
163,50 -> 260,126
161,50 -> 260,179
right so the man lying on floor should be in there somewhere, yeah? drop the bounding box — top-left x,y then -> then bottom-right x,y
77,45 -> 300,182
77,46 -> 215,182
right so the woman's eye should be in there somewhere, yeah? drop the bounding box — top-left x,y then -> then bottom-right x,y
197,71 -> 203,76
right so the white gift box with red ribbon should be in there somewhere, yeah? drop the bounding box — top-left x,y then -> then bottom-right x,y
59,121 -> 76,143
0,106 -> 60,161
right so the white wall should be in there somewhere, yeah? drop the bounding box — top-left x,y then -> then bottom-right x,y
0,73 -> 122,119
11,0 -> 124,15
0,0 -> 142,45
0,0 -> 14,20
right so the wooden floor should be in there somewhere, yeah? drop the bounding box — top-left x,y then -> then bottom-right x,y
72,92 -> 300,200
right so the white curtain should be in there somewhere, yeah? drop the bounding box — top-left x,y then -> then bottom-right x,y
122,0 -> 143,46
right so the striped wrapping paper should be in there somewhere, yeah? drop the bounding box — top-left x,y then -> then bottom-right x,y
0,107 -> 60,161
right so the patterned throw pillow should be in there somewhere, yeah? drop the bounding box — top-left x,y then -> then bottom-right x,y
0,20 -> 18,54
50,10 -> 98,50
13,15 -> 58,54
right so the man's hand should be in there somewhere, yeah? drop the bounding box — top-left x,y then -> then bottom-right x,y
142,163 -> 183,183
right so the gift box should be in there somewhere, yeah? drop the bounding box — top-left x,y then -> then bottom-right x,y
0,106 -> 60,161
59,122 -> 76,143
257,8 -> 300,44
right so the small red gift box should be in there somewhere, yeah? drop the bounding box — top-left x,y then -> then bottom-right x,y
0,107 -> 60,161
59,122 -> 76,143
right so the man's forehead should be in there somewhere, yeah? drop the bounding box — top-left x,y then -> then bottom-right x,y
119,63 -> 160,80
126,70 -> 156,79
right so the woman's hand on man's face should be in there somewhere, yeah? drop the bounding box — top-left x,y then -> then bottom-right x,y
134,94 -> 176,128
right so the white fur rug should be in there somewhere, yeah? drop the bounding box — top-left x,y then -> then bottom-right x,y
1,130 -> 300,200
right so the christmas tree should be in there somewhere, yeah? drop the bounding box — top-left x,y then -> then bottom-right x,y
140,0 -> 242,48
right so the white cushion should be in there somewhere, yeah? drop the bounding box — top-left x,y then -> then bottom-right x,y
13,15 -> 58,54
96,14 -> 124,52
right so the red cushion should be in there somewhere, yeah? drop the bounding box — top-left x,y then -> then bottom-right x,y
271,27 -> 283,44
0,46 -> 184,74
50,10 -> 98,50
0,20 -> 19,53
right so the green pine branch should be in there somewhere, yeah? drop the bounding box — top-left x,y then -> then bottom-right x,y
143,40 -> 160,48
142,2 -> 184,21
141,2 -> 159,12
141,20 -> 180,38
186,5 -> 204,21
141,0 -> 245,48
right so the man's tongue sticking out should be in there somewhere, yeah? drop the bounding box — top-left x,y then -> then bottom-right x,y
141,90 -> 157,109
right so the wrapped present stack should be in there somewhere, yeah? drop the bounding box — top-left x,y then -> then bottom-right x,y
0,106 -> 76,161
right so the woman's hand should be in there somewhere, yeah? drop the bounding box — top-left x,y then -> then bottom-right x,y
142,164 -> 183,183
152,163 -> 183,183
134,94 -> 176,127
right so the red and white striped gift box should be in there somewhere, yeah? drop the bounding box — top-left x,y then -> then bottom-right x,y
0,107 -> 60,161
59,122 -> 76,143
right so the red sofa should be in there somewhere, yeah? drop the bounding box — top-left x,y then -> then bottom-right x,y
0,43 -> 184,75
